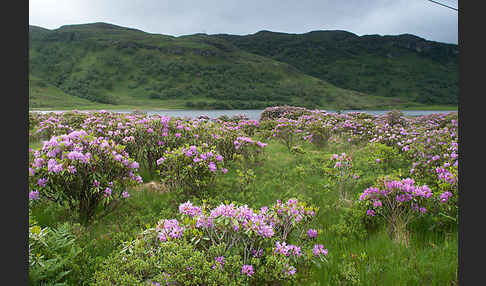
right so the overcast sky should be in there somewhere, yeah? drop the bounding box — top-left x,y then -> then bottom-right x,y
29,0 -> 458,44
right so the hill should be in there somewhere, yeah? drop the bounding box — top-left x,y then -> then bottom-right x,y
28,22 -> 457,110
213,30 -> 458,105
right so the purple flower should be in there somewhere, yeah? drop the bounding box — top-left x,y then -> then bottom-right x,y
157,219 -> 184,242
37,178 -> 48,187
366,209 -> 375,216
104,187 -> 112,197
131,161 -> 139,169
29,190 -> 40,200
241,264 -> 254,276
33,158 -> 44,168
67,165 -> 76,173
122,191 -> 130,198
179,201 -> 202,217
307,228 -> 318,238
439,191 -> 453,203
256,141 -> 267,148
67,151 -> 87,162
47,159 -> 63,173
252,248 -> 263,258
208,162 -> 217,172
212,256 -> 225,270
156,157 -> 166,166
284,265 -> 296,276
312,244 -> 328,256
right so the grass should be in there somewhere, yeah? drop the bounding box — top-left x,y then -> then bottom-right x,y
29,137 -> 457,285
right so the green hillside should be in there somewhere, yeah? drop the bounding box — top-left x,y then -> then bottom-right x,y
28,22 -> 456,110
29,75 -> 99,109
214,30 -> 458,105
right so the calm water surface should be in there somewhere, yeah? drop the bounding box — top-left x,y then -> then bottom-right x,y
30,109 -> 457,120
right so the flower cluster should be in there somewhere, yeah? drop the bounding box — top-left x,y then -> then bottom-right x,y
324,152 -> 359,200
142,198 -> 326,281
312,244 -> 328,257
28,130 -> 142,222
274,241 -> 302,257
359,177 -> 434,244
360,178 -> 432,209
156,144 -> 226,195
156,219 -> 185,242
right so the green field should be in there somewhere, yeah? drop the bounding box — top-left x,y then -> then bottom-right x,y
29,137 -> 457,285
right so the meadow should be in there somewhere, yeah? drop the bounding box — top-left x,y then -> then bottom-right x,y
28,106 -> 458,285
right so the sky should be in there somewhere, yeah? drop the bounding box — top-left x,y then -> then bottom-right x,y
29,0 -> 458,44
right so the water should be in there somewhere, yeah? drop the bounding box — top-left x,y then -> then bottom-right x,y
30,109 -> 457,120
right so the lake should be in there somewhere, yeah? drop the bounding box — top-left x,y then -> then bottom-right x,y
30,109 -> 457,120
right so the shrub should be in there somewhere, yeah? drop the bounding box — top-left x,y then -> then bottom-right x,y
259,106 -> 313,121
93,198 -> 328,285
354,142 -> 410,176
300,118 -> 332,148
233,136 -> 267,166
270,118 -> 300,152
359,177 -> 434,246
156,144 -> 227,196
323,153 -> 360,201
383,110 -> 406,126
92,241 -> 245,286
35,113 -> 75,140
29,130 -> 142,224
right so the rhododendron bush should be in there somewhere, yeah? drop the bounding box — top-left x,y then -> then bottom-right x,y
359,177 -> 434,245
92,199 -> 328,285
156,144 -> 227,195
322,153 -> 360,201
29,130 -> 143,223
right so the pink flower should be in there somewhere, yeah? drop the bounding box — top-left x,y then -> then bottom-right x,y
312,244 -> 328,256
307,228 -> 318,238
241,265 -> 254,276
29,190 -> 40,200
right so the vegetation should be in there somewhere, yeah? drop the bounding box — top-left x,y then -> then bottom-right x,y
28,106 -> 458,285
215,30 -> 458,105
29,23 -> 457,110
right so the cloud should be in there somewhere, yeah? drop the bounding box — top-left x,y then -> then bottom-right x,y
28,0 -> 458,43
